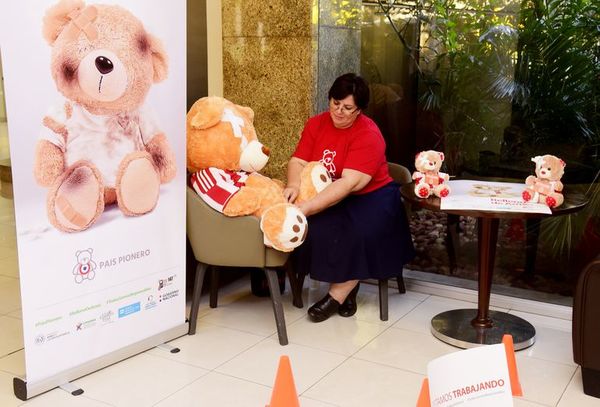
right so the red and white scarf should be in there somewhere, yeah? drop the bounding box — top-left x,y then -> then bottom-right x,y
190,168 -> 249,212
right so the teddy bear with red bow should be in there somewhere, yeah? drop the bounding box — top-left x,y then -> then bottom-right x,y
522,155 -> 566,208
412,150 -> 451,198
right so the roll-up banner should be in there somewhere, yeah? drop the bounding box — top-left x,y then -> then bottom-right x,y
0,0 -> 187,400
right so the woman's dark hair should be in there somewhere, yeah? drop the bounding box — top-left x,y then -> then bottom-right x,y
328,73 -> 370,110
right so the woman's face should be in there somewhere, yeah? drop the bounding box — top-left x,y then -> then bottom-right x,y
329,95 -> 360,129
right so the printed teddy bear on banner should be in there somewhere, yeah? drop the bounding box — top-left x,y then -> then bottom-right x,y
412,150 -> 451,198
73,248 -> 97,283
34,0 -> 176,232
522,155 -> 566,208
187,96 -> 330,252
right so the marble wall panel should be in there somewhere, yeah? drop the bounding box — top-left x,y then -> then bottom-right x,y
316,27 -> 361,113
222,0 -> 312,38
223,36 -> 313,179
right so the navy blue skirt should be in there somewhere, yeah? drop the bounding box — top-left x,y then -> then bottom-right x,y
292,182 -> 415,283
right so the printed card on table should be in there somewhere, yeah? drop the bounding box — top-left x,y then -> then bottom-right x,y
440,180 -> 551,214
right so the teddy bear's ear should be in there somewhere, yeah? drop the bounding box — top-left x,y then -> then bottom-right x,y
237,105 -> 255,122
75,250 -> 81,257
189,97 -> 227,129
438,152 -> 445,161
146,33 -> 169,83
42,0 -> 86,45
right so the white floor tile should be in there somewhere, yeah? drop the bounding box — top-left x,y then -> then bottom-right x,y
284,316 -> 388,356
216,338 -> 347,394
517,324 -> 576,366
350,287 -> 423,326
354,327 -> 456,375
6,309 -> 21,320
154,371 -> 270,407
392,295 -> 478,334
513,398 -> 551,406
557,367 -> 600,407
0,371 -> 22,407
72,353 -> 207,407
516,354 -> 577,406
0,278 -> 21,315
0,317 -> 22,356
198,290 -> 305,337
0,244 -> 16,260
21,389 -> 115,406
0,349 -> 24,376
147,322 -> 265,370
0,255 -> 19,279
303,358 -> 424,407
510,310 -> 572,332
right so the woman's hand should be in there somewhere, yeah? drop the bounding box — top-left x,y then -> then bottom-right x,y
283,186 -> 299,203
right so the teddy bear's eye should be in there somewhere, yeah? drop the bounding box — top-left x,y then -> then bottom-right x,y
547,167 -> 551,171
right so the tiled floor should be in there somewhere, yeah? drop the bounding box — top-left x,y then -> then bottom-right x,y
0,195 -> 599,406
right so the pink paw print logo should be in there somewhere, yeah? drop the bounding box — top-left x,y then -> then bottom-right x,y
320,149 -> 337,177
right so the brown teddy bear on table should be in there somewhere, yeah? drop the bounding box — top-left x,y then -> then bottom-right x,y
412,150 -> 451,198
187,96 -> 331,252
34,0 -> 176,233
522,154 -> 566,208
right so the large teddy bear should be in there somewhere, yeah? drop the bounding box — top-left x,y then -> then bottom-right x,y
412,150 -> 451,198
34,0 -> 176,232
522,154 -> 565,208
187,96 -> 331,252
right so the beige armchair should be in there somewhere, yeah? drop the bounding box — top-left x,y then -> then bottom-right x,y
186,186 -> 301,345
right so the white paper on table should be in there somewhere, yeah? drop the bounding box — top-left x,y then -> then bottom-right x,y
427,344 -> 513,406
440,180 -> 551,214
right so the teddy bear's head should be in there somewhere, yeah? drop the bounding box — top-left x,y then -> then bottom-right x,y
75,248 -> 93,265
532,155 -> 565,181
415,150 -> 444,173
187,96 -> 271,173
43,0 -> 168,115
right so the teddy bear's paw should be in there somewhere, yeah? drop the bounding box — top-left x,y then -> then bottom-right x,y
260,204 -> 308,252
117,152 -> 160,216
522,190 -> 532,202
438,187 -> 450,198
415,185 -> 430,198
48,164 -> 104,232
545,196 -> 557,208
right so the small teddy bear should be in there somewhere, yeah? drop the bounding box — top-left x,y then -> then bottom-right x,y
412,150 -> 451,198
73,248 -> 97,283
34,0 -> 176,233
187,96 -> 329,252
522,155 -> 565,208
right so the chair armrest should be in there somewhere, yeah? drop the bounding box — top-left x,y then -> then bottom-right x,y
186,186 -> 267,267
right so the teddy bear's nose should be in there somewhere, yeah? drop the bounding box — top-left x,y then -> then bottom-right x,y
261,146 -> 270,156
95,56 -> 114,74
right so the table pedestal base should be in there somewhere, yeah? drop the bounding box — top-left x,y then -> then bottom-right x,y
431,309 -> 536,350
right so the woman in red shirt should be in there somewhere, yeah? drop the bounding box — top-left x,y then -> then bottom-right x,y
284,73 -> 415,322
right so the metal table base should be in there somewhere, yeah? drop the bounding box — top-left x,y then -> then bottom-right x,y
431,309 -> 536,350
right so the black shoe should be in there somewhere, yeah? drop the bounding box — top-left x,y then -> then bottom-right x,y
308,294 -> 340,322
338,283 -> 360,317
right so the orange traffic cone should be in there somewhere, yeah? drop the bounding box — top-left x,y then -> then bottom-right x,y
267,355 -> 300,407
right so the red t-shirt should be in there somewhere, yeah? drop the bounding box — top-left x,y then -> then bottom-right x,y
292,112 -> 392,194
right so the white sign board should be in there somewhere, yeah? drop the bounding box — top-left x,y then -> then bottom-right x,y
0,0 -> 186,397
440,180 -> 552,214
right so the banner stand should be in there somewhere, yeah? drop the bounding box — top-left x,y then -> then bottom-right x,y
13,323 -> 188,401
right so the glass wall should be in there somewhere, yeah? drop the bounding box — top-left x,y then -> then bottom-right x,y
361,0 -> 600,304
